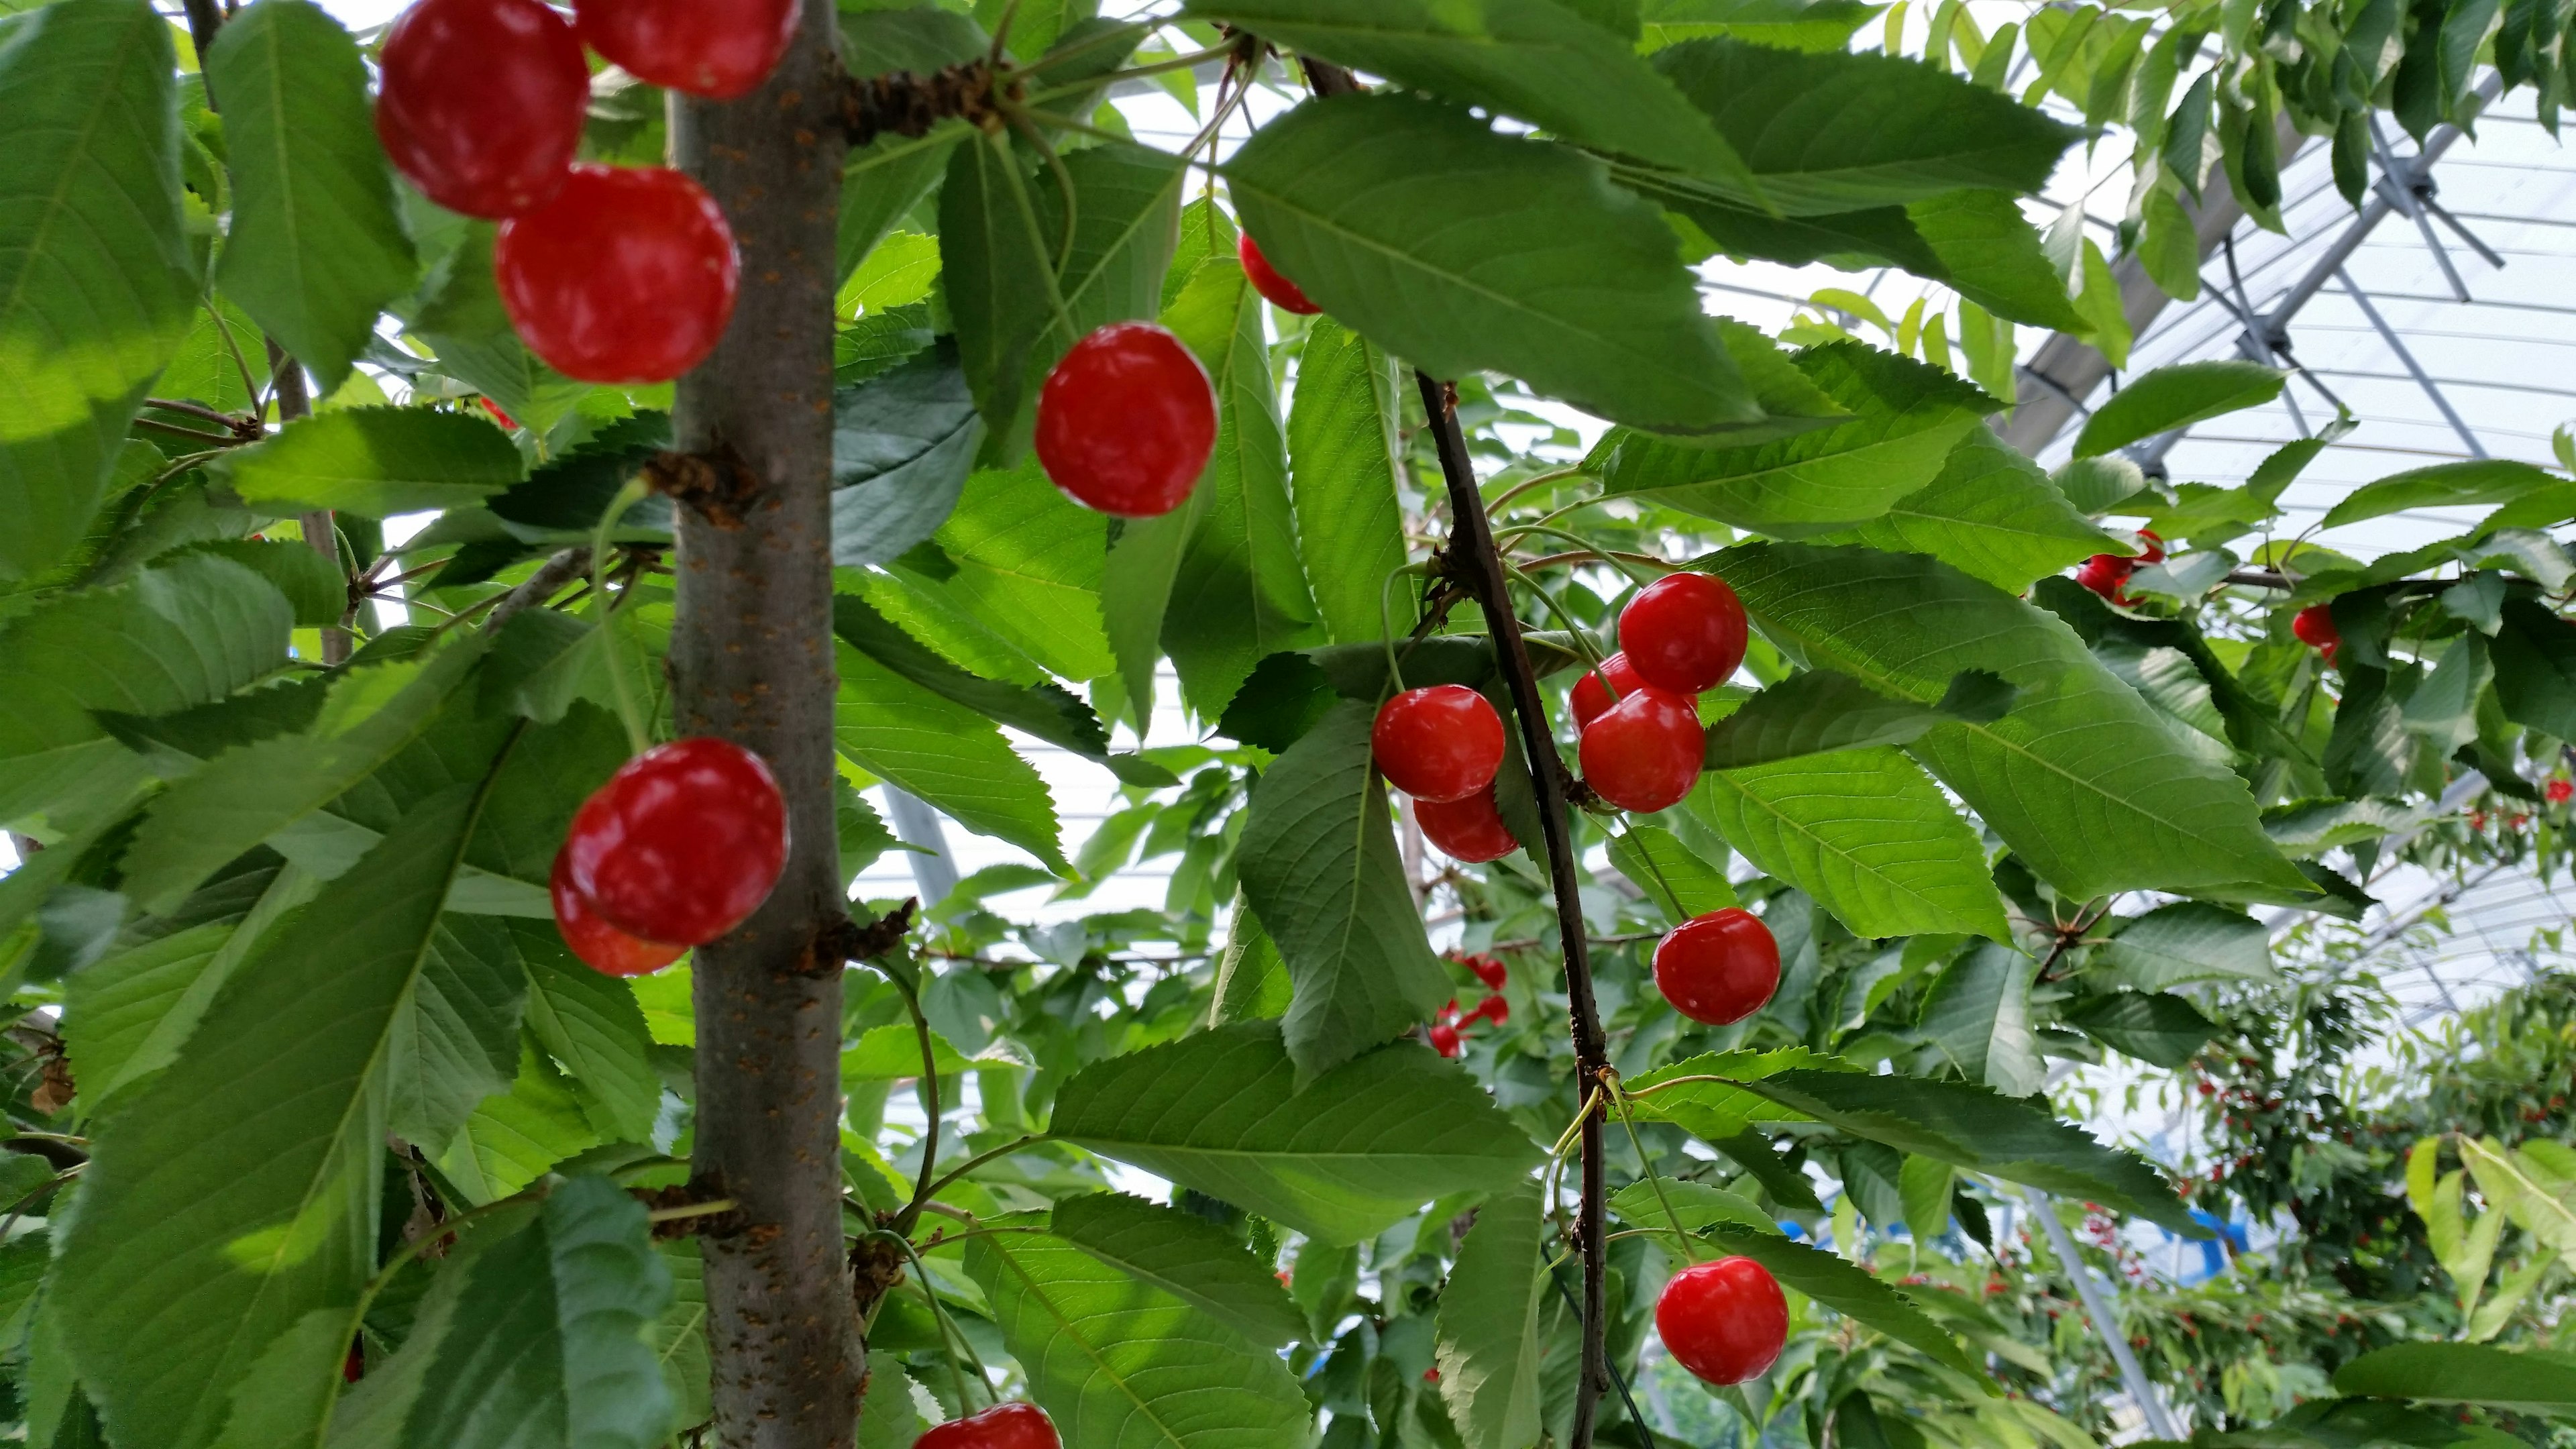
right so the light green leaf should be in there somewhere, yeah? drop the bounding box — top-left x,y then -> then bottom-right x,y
1050,1022 -> 1542,1244
207,0 -> 413,390
2332,1343 -> 2576,1413
1434,1179 -> 1547,1449
932,457 -> 1116,682
652,1242 -> 712,1434
850,1343 -> 925,1449
834,640 -> 1068,872
1099,497 -> 1198,728
209,1309 -> 348,1449
1917,943 -> 2041,1095
2089,902 -> 2274,991
1237,701 -> 1447,1083
1697,747 -> 2007,941
2321,458 -> 2567,529
209,407 -> 521,516
1708,543 -> 2306,899
1607,1179 -> 1776,1236
1224,94 -> 1755,436
967,1222 -> 1311,1449
1607,824 -> 1737,925
515,920 -> 660,1142
834,594 -> 1112,761
1616,1046 -> 1848,1142
1695,1224 -> 1983,1377
1902,189 -> 2090,333
407,225 -> 588,435
1821,429 -> 2126,592
386,912 -> 525,1150
2070,361 -> 2284,459
1049,1193 -> 1306,1349
0,0 -> 198,582
1701,667 -> 2014,769
434,1040 -> 600,1205
1638,0 -> 1880,54
1286,317 -> 1406,647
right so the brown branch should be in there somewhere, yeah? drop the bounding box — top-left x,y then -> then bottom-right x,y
838,59 -> 1012,148
478,547 -> 591,635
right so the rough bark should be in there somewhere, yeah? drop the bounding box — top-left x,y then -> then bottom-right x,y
669,0 -> 860,1442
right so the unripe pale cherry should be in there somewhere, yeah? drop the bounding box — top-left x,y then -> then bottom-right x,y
375,0 -> 590,218
1036,323 -> 1218,517
1619,573 -> 1748,694
551,849 -> 685,977
1372,685 -> 1505,804
1238,233 -> 1321,315
560,737 -> 789,948
1653,907 -> 1779,1026
1570,651 -> 1644,731
1416,786 -> 1519,863
575,0 -> 801,99
496,165 -> 740,382
913,1404 -> 1061,1449
1578,686 -> 1703,813
1656,1257 -> 1788,1385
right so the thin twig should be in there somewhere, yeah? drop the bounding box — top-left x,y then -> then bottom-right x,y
478,547 -> 591,635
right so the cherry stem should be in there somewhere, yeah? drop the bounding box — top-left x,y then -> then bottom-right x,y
868,1227 -> 996,1409
1375,562 -> 1432,696
1608,1083 -> 1695,1264
1493,523 -> 1660,590
1483,465 -> 1589,518
911,1132 -> 1053,1209
885,962 -> 947,1232
1497,562 -> 1608,674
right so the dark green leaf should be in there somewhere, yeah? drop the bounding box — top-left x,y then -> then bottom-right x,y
184,538 -> 346,627
2491,598 -> 2576,740
1049,1193 -> 1306,1348
1286,318 -> 1407,647
833,639 -> 1069,871
1622,1046 -> 1848,1142
1903,189 -> 2092,333
1607,1179 -> 1775,1235
1434,1179 -> 1547,1449
830,341 -> 984,567
2071,361 -> 2286,459
407,225 -> 589,435
2322,459 -> 2566,529
1702,667 -> 2015,769
2333,1343 -> 2576,1413
209,407 -> 521,516
1917,943 -> 2041,1095
515,919 -> 661,1142
1696,1224 -> 1983,1377
2090,902 -> 2275,990
1607,824 -> 1736,924
2062,990 -> 2218,1069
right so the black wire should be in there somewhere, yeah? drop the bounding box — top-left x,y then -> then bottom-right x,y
1549,1265 -> 1659,1449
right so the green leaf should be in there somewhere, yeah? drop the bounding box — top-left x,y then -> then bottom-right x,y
1695,1224 -> 1984,1377
0,0 -> 198,582
966,1222 -> 1311,1449
1212,901 -> 1293,1025
835,594 -> 1108,758
1049,1193 -> 1307,1349
1605,1045 -> 1847,1142
1607,1179 -> 1776,1236
829,342 -> 984,567
1099,500 -> 1197,727
387,912 -> 525,1149
2322,459 -> 2567,529
1696,747 -> 2008,941
1708,543 -> 2306,899
2332,1343 -> 2576,1413
1434,1179 -> 1546,1449
1607,824 -> 1737,925
1650,40 -> 2077,214
209,407 -> 522,516
2491,598 -> 2576,741
394,1175 -> 674,1449
1237,702 -> 1447,1083
833,639 -> 1069,872
209,1309 -> 347,1449
433,1039 -> 600,1203
1902,189 -> 2091,333
407,224 -> 589,436
2061,990 -> 2218,1069
1637,0 -> 1879,53
182,537 -> 345,628
1286,317 -> 1407,647
515,920 -> 660,1142
1187,0 -> 1760,194
56,782 -> 501,1449
652,1242 -> 712,1435
1917,943 -> 2041,1095
842,1021 -> 973,1079
1593,343 -> 1994,533
933,455 -> 1116,683
206,0 -> 414,391
1819,430 -> 2126,592
1736,1068 -> 2204,1234
2070,361 -> 2285,459
2089,902 -> 2274,991
1050,1022 -> 1541,1244
1224,94 -> 1756,436
1701,667 -> 2014,769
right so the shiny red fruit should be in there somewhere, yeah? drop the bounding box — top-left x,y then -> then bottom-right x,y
2074,554 -> 2135,604
2293,604 -> 2341,649
1373,686 -> 1506,804
1463,953 -> 1507,989
1429,1022 -> 1462,1058
1578,686 -> 1703,813
496,164 -> 740,383
561,737 -> 789,947
478,396 -> 519,431
551,849 -> 686,977
1619,573 -> 1747,694
2549,779 -> 2573,804
914,1403 -> 1060,1449
1570,652 -> 1644,731
1036,322 -> 1218,517
1238,233 -> 1321,315
1416,787 -> 1519,863
576,0 -> 800,99
1475,994 -> 1509,1025
1653,908 -> 1779,1026
375,0 -> 588,218
1657,1257 -> 1788,1386
2134,529 -> 2165,565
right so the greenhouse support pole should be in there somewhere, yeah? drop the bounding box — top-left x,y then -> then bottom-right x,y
881,787 -> 960,906
2021,1187 -> 2180,1440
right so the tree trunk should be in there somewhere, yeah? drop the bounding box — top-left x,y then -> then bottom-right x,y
669,1 -> 859,1442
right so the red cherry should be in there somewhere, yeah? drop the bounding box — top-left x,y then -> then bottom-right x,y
2134,529 -> 2165,565
2320,639 -> 2340,668
1429,1022 -> 1462,1057
1618,574 -> 1747,694
1238,233 -> 1321,315
2548,780 -> 2572,804
551,849 -> 686,977
1578,686 -> 1703,813
2074,554 -> 2137,603
341,1338 -> 364,1384
561,737 -> 789,947
478,396 -> 519,431
374,0 -> 588,219
1373,686 -> 1505,804
1652,908 -> 1779,1026
1475,994 -> 1509,1026
575,0 -> 800,99
495,164 -> 740,384
2293,604 -> 2341,650
1417,788 -> 1519,863
914,1404 -> 1060,1449
1570,652 -> 1644,731
1657,1257 -> 1787,1385
1464,953 -> 1507,990
1440,998 -> 1460,1022
1036,322 -> 1218,518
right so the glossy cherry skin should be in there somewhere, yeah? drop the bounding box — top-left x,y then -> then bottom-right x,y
1036,322 -> 1218,517
2133,528 -> 2165,565
375,0 -> 588,218
2074,554 -> 2135,604
1462,953 -> 1507,989
496,164 -> 740,383
1373,685 -> 1506,804
1429,1022 -> 1462,1057
1416,787 -> 1518,863
1474,994 -> 1509,1025
1657,1257 -> 1788,1385
1653,908 -> 1780,1026
914,1403 -> 1061,1449
1238,233 -> 1321,315
551,849 -> 687,977
1578,686 -> 1703,814
2550,779 -> 2573,804
576,0 -> 800,99
1619,573 -> 1748,694
1569,652 -> 1645,731
2293,604 -> 2341,649
560,737 -> 789,947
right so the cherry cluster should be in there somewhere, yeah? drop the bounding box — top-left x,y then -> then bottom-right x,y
374,0 -> 794,383
550,737 -> 790,975
1428,953 -> 1511,1057
2072,529 -> 2161,606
